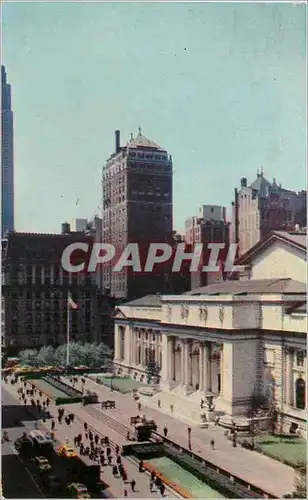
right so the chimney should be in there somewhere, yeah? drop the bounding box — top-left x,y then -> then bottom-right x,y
115,130 -> 120,153
240,177 -> 247,188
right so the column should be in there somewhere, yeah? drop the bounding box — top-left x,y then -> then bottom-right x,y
204,342 -> 211,392
220,344 -> 224,395
180,341 -> 185,384
199,343 -> 205,390
167,336 -> 173,382
160,333 -> 170,382
114,325 -> 121,361
183,340 -> 190,386
286,349 -> 294,406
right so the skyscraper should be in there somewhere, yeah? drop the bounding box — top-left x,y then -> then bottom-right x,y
1,66 -> 14,238
102,129 -> 173,299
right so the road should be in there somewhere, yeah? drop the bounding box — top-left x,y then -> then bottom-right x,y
1,388 -> 45,498
62,375 -> 296,498
2,379 -> 178,499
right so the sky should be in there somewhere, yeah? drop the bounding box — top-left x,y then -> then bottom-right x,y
2,1 -> 306,234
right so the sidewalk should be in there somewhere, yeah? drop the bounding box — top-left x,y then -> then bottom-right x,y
67,375 -> 296,498
4,380 -> 177,499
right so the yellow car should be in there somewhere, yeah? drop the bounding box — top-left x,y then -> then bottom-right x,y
32,456 -> 51,473
57,444 -> 77,458
68,483 -> 91,498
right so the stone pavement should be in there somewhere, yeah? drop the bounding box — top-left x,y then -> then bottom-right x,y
64,375 -> 296,498
3,379 -> 178,499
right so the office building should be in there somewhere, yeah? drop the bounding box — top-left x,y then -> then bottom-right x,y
1,66 -> 14,237
102,128 -> 173,299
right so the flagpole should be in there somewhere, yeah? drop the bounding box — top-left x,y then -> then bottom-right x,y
66,292 -> 71,368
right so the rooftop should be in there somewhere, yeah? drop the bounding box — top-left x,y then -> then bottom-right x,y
124,294 -> 162,307
184,278 -> 306,296
127,128 -> 165,151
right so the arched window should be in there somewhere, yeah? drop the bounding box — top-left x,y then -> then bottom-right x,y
295,378 -> 305,410
137,345 -> 141,365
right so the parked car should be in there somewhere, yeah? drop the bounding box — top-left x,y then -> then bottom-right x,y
31,456 -> 51,473
68,482 -> 91,498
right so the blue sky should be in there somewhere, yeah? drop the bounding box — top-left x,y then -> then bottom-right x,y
2,1 -> 306,234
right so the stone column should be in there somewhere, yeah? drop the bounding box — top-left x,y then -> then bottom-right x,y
220,344 -> 224,395
160,333 -> 169,383
199,343 -> 205,390
114,325 -> 121,361
180,341 -> 185,384
183,340 -> 191,386
204,342 -> 211,391
286,349 -> 294,406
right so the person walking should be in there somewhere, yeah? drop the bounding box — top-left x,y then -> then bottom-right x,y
210,439 -> 215,450
163,426 -> 168,437
149,479 -> 154,492
51,420 -> 55,430
130,479 -> 136,492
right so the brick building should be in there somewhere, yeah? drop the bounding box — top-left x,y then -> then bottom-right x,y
231,170 -> 307,256
185,205 -> 230,289
2,229 -> 115,354
102,129 -> 173,300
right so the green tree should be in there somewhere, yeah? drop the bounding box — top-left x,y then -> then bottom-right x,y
145,356 -> 160,384
19,349 -> 39,367
37,345 -> 55,366
292,464 -> 307,498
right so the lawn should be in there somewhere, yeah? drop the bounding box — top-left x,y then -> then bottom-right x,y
255,434 -> 306,467
94,375 -> 147,394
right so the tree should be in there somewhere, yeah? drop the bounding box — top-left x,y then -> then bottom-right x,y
145,357 -> 160,384
19,349 -> 40,367
292,464 -> 306,498
19,342 -> 113,369
37,346 -> 55,366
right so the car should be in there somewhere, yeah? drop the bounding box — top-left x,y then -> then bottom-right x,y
41,474 -> 64,492
57,444 -> 77,458
68,482 -> 91,498
31,456 -> 51,472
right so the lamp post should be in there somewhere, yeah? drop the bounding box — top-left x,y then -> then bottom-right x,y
187,427 -> 192,450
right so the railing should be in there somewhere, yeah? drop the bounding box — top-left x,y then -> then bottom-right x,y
82,406 -> 276,498
151,432 -> 277,499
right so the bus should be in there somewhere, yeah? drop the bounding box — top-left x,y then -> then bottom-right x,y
15,430 -> 54,459
64,454 -> 102,491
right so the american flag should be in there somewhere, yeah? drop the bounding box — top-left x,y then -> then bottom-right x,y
68,292 -> 78,310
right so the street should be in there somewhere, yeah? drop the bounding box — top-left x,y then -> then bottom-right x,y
1,388 -> 45,498
61,375 -> 296,498
2,380 -> 178,499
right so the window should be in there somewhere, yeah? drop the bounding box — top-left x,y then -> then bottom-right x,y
295,378 -> 305,410
296,351 -> 305,367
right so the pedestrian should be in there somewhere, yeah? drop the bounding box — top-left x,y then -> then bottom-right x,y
126,431 -> 130,441
89,431 -> 93,441
116,455 -> 122,465
115,445 -> 120,455
51,420 -> 55,430
84,422 -> 88,431
122,470 -> 128,482
160,483 -> 165,496
39,391 -> 42,397
124,490 -> 128,497
210,439 -> 215,450
130,479 -> 136,492
151,471 -> 156,481
46,398 -> 50,406
139,460 -> 144,472
108,455 -> 112,465
163,426 -> 168,437
138,402 -> 141,411
158,399 -> 161,408
94,434 -> 99,445
112,465 -> 118,476
170,405 -> 173,413
106,446 -> 111,457
58,415 -> 62,424
149,479 -> 154,492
